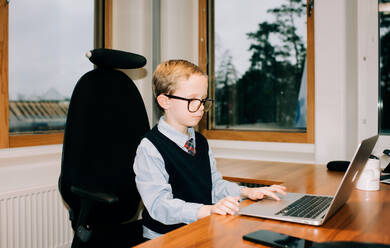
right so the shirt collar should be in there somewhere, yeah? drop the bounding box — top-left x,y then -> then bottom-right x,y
157,116 -> 196,148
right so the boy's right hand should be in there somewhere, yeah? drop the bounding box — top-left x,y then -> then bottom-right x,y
197,196 -> 240,219
211,196 -> 240,215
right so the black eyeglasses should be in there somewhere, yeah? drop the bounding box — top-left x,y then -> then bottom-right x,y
164,94 -> 213,113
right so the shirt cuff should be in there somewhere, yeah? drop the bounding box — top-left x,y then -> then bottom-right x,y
228,181 -> 243,198
238,185 -> 246,201
181,202 -> 203,224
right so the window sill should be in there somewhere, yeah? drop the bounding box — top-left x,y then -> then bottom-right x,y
0,144 -> 62,194
209,139 -> 315,163
0,144 -> 62,159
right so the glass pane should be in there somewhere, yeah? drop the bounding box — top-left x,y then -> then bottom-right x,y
379,0 -> 390,134
212,0 -> 307,131
8,0 -> 94,133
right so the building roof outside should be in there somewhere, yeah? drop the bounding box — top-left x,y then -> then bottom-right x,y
9,100 -> 69,133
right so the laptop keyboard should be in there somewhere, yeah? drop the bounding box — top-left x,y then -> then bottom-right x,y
275,195 -> 333,219
238,182 -> 268,188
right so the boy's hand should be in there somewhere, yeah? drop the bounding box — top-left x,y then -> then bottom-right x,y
197,196 -> 240,219
210,196 -> 240,215
241,185 -> 287,201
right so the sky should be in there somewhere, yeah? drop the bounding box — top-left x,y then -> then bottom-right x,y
8,0 -> 94,100
215,0 -> 307,76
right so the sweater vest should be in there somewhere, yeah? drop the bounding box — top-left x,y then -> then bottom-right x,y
142,126 -> 212,234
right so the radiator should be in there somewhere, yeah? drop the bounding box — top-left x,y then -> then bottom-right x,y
0,185 -> 73,248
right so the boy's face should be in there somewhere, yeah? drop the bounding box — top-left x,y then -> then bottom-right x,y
163,74 -> 208,134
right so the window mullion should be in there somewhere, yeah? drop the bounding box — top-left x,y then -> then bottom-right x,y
0,2 -> 9,148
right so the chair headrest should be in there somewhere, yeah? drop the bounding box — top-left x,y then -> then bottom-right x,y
86,48 -> 147,69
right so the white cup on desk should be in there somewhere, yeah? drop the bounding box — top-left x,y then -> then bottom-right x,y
356,157 -> 380,191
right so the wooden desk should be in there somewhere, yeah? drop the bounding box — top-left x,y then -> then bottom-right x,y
136,159 -> 390,247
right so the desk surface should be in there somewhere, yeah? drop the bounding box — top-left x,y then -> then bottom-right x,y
136,158 -> 390,247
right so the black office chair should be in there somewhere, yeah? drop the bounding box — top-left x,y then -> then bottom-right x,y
58,48 -> 150,247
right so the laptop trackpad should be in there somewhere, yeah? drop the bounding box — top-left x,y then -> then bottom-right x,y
239,192 -> 303,216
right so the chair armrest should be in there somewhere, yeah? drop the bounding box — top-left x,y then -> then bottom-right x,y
70,186 -> 119,244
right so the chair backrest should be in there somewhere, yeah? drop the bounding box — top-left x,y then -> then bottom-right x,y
59,49 -> 149,226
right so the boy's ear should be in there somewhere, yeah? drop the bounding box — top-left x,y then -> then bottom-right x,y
156,94 -> 170,110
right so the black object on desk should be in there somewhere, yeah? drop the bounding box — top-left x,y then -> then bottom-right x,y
327,155 -> 379,172
327,161 -> 350,172
381,174 -> 390,181
382,149 -> 390,173
243,230 -> 390,248
312,242 -> 390,248
243,230 -> 314,248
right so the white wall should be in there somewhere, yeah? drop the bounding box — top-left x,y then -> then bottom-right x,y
112,0 -> 154,126
110,0 -> 199,127
0,145 -> 62,193
315,0 -> 387,165
356,0 -> 383,150
160,0 -> 199,64
315,0 -> 358,163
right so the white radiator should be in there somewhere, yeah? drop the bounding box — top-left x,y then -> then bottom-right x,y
0,185 -> 73,248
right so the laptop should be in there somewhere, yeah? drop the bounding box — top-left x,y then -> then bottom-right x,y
239,135 -> 379,226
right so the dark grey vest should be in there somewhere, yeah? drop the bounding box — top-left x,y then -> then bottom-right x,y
142,126 -> 212,234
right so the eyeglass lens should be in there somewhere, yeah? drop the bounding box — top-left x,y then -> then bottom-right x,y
188,99 -> 212,112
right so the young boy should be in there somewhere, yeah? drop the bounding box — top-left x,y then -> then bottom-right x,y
133,59 -> 286,239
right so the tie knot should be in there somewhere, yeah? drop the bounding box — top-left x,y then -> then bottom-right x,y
184,138 -> 196,156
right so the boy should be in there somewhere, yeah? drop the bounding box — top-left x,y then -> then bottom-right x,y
133,59 -> 286,239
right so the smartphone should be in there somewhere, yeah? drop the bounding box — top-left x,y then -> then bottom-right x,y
243,230 -> 315,248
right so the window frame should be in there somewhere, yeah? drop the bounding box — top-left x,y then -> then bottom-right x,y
198,0 -> 315,143
0,0 -> 112,148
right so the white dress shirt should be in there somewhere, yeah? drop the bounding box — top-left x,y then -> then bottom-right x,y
133,116 -> 242,239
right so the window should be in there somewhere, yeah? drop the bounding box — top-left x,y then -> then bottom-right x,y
379,0 -> 390,134
0,0 -> 112,148
198,0 -> 314,143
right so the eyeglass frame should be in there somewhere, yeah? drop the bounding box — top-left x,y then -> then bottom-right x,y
164,94 -> 214,113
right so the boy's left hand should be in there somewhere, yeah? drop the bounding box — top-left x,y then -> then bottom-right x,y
241,184 -> 287,201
